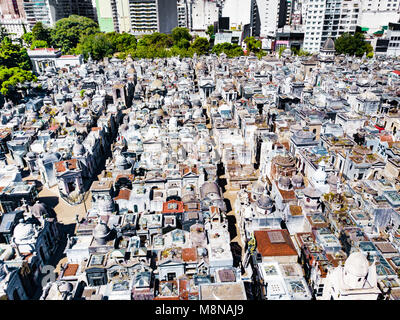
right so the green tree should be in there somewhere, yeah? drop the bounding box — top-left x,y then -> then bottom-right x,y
206,25 -> 214,38
211,42 -> 244,58
51,15 -> 99,53
278,46 -> 286,58
0,37 -> 31,70
334,32 -> 373,57
0,67 -> 36,101
106,32 -> 137,52
0,27 -> 9,43
191,37 -> 210,56
244,36 -> 262,54
30,40 -> 48,49
76,33 -> 114,61
22,32 -> 33,46
171,27 -> 192,44
31,22 -> 51,44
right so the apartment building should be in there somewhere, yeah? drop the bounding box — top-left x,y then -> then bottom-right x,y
302,0 -> 326,52
129,0 -> 177,34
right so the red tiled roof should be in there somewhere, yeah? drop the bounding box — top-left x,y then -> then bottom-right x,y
33,48 -> 59,52
393,70 -> 400,76
63,264 -> 79,277
115,174 -> 134,181
114,189 -> 131,201
254,229 -> 298,257
162,200 -> 184,214
55,159 -> 78,173
182,247 -> 197,263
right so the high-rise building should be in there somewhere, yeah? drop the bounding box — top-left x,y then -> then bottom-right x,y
302,0 -> 361,53
190,0 -> 220,33
302,0 -> 326,52
0,0 -> 28,38
96,0 -> 115,32
221,0 -> 251,28
111,0 -> 131,32
129,0 -> 177,35
250,0 -> 261,36
177,0 -> 190,28
23,0 -> 54,27
358,0 -> 400,33
252,0 -> 287,38
0,0 -> 25,18
23,0 -> 97,28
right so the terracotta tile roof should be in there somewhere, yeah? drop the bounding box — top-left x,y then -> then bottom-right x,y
289,205 -> 302,216
55,159 -> 78,173
162,200 -> 184,214
255,229 -> 298,257
115,174 -> 134,181
63,264 -> 79,277
182,247 -> 197,263
278,188 -> 296,201
114,189 -> 131,201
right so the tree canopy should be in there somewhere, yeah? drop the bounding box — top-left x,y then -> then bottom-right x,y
31,22 -> 51,44
51,15 -> 99,53
211,42 -> 243,58
334,32 -> 373,57
76,33 -> 114,61
0,37 -> 31,70
191,37 -> 210,56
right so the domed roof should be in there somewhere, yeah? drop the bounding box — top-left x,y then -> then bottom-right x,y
31,202 -> 48,218
252,181 -> 265,194
13,219 -> 35,242
115,153 -> 128,167
150,79 -> 163,90
58,281 -> 73,293
42,152 -> 62,164
278,176 -> 291,187
257,194 -> 273,209
322,37 -> 335,51
344,252 -> 369,277
63,102 -> 74,114
73,142 -> 86,156
292,174 -> 303,184
26,151 -> 37,159
93,222 -> 110,240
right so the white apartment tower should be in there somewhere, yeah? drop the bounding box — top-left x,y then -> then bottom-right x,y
111,0 -> 131,33
177,0 -> 190,28
302,0 -> 326,52
190,0 -> 220,33
303,0 -> 360,53
359,0 -> 400,33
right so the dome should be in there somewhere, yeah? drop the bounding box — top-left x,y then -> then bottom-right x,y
93,222 -> 111,240
62,86 -> 70,93
278,176 -> 291,187
150,79 -> 163,90
322,37 -> 335,51
292,174 -> 303,185
73,142 -> 86,156
63,102 -> 74,114
13,220 -> 35,242
31,202 -> 48,218
257,194 -> 273,210
115,153 -> 128,167
26,151 -> 37,159
252,181 -> 265,195
58,281 -> 73,293
98,196 -> 114,213
344,252 -> 369,278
